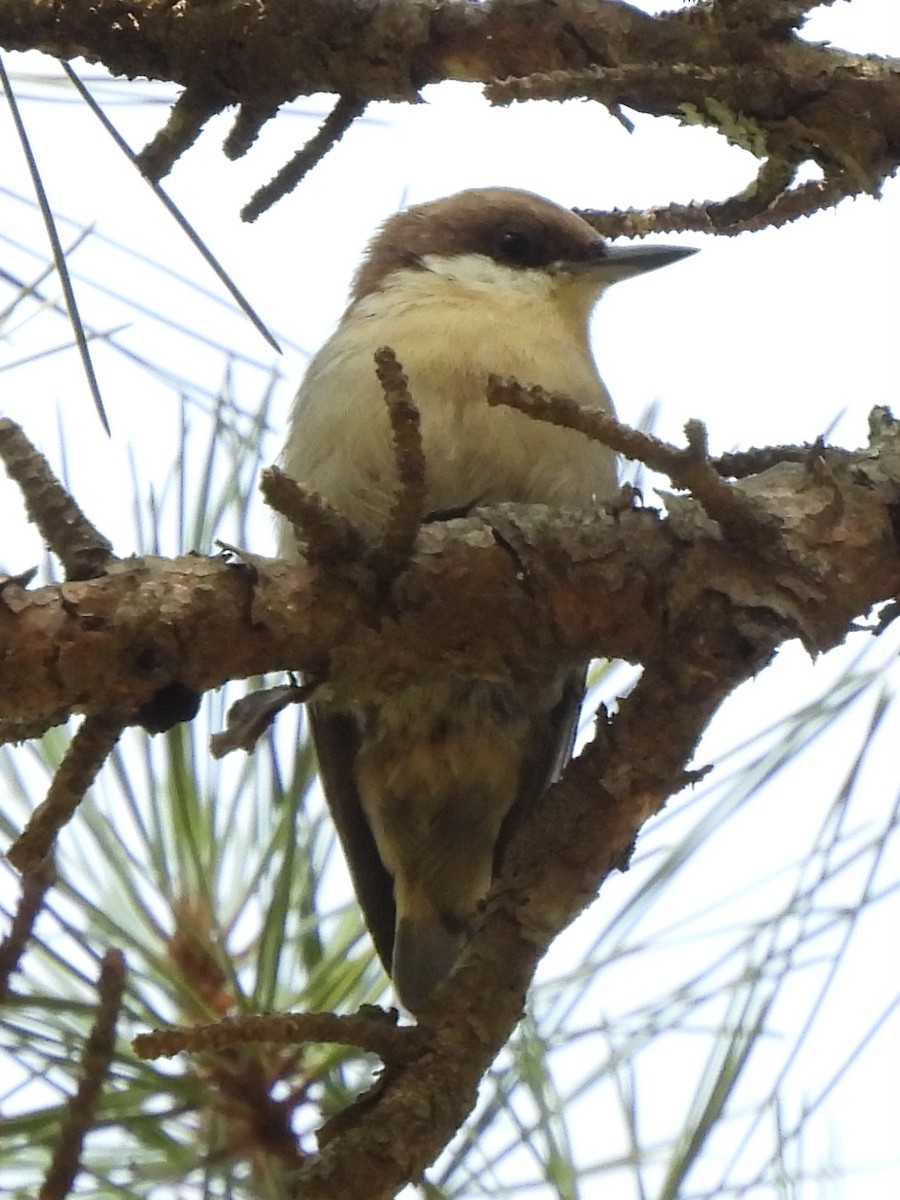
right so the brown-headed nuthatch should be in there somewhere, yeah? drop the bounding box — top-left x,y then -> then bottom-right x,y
280,188 -> 695,1013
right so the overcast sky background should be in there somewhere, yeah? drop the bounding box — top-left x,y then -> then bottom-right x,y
1,2 -> 899,1197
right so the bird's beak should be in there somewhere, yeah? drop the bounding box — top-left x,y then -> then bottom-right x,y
586,242 -> 698,283
555,241 -> 697,285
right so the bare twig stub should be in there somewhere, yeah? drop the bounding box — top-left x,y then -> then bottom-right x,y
7,715 -> 124,873
0,419 -> 113,581
372,346 -> 427,578
224,100 -> 282,160
37,949 -> 126,1200
136,83 -> 229,182
261,466 -> 366,565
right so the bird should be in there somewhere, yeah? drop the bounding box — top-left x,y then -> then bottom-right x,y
279,187 -> 695,1013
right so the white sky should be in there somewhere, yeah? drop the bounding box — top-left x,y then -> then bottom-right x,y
1,3 -> 899,1197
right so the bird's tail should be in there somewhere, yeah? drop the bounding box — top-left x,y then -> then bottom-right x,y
392,913 -> 467,1015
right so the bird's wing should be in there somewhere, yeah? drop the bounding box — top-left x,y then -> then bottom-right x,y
307,705 -> 397,972
493,666 -> 588,871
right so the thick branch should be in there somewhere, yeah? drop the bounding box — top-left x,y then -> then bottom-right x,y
2,428 -> 899,732
1,1 -> 897,225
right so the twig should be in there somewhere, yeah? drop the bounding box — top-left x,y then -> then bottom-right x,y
7,715 -> 124,873
134,1007 -> 424,1064
261,466 -> 366,564
38,949 -> 126,1200
725,171 -> 865,233
0,856 -> 55,1000
136,84 -> 228,182
0,419 -> 114,581
242,95 -> 367,222
489,54 -> 868,237
712,443 -> 823,478
372,347 -> 427,578
574,169 -> 861,240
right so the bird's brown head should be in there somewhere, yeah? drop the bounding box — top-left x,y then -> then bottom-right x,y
351,187 -> 695,304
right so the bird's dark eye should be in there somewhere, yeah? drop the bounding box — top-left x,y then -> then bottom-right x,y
496,227 -> 540,266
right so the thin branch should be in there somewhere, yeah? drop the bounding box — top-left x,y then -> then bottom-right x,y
134,1007 -> 424,1064
702,154 -> 799,227
486,377 -> 780,544
242,94 -> 367,222
7,715 -> 124,873
37,949 -> 126,1200
486,61 -> 785,107
0,418 -> 114,580
0,856 -> 55,1000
